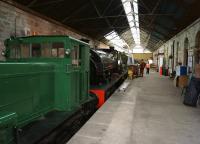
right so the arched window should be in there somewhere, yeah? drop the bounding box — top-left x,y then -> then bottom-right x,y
171,41 -> 175,71
195,31 -> 200,64
176,42 -> 179,65
184,38 -> 189,66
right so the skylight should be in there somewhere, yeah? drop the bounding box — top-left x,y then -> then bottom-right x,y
132,45 -> 151,53
104,31 -> 129,53
122,0 -> 141,45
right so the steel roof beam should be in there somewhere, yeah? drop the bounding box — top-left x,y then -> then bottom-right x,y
89,0 -> 114,31
27,0 -> 37,7
28,0 -> 65,8
62,3 -> 90,23
102,0 -> 115,16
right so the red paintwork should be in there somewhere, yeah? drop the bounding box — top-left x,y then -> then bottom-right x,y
90,90 -> 105,108
160,67 -> 162,76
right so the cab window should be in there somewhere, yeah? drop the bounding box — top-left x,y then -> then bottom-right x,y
21,44 -> 30,58
71,45 -> 79,66
10,44 -> 20,58
32,43 -> 41,57
41,43 -> 51,57
8,41 -> 65,58
52,42 -> 65,58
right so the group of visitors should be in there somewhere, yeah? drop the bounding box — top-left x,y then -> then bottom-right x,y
140,59 -> 150,77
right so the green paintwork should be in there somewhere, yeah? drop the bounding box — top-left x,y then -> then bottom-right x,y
0,36 -> 90,144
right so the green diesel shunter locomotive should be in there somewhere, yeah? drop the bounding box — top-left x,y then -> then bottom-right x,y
0,36 -> 97,144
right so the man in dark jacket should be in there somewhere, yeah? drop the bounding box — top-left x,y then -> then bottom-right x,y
140,59 -> 146,77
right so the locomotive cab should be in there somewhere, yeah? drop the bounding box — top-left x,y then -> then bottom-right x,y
3,36 -> 79,62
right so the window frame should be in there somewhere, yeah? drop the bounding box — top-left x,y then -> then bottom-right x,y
8,40 -> 66,59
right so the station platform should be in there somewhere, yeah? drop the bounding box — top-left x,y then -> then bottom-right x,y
67,72 -> 200,144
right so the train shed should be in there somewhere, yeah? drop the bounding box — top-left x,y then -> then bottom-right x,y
0,0 -> 200,144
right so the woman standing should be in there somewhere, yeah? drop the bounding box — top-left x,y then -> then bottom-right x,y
146,62 -> 150,74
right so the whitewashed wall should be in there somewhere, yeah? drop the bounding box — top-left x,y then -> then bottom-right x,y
153,18 -> 200,73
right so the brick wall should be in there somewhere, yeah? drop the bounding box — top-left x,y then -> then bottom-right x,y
0,1 -> 103,60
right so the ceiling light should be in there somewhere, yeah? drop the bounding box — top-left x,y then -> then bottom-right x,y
121,0 -> 141,45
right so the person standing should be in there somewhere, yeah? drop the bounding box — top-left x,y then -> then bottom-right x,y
146,62 -> 150,74
140,59 -> 146,77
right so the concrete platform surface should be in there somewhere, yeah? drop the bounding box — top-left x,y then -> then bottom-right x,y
67,72 -> 200,144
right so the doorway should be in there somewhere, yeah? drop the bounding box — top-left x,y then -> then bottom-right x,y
171,41 -> 175,71
195,31 -> 200,64
176,42 -> 179,65
184,38 -> 189,66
